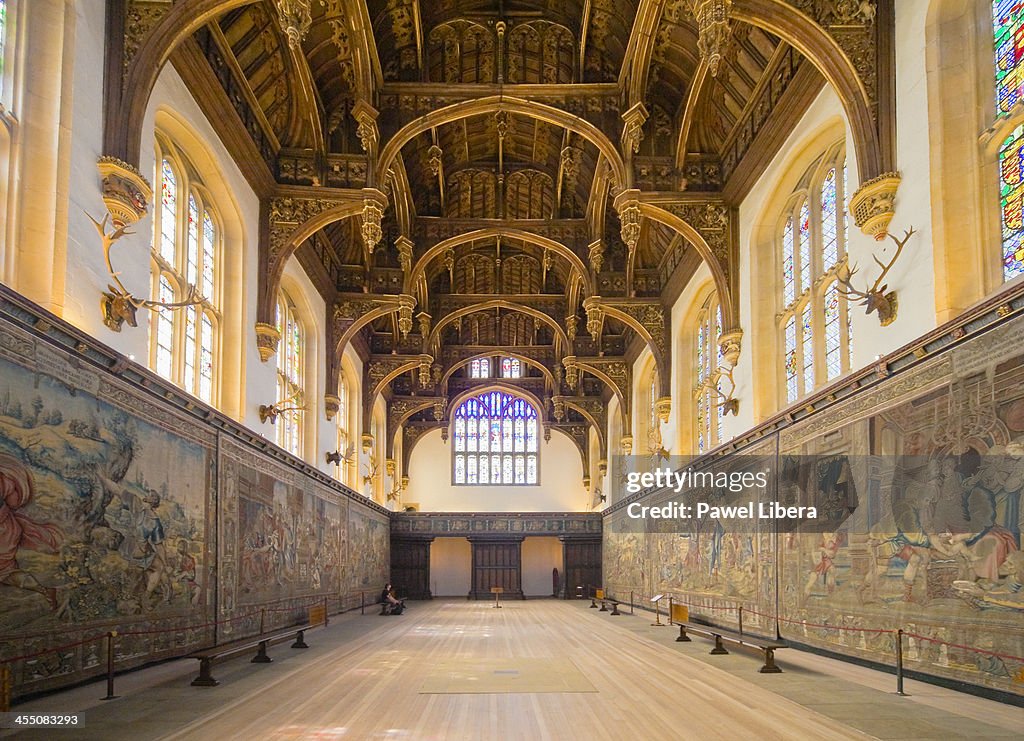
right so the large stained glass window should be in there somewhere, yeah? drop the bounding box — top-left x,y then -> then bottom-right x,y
1,1 -> 9,101
778,145 -> 853,403
150,135 -> 221,404
694,293 -> 722,453
276,291 -> 304,457
995,1 -> 1024,115
999,124 -> 1024,280
452,391 -> 539,485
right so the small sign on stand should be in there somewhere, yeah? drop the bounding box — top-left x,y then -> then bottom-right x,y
491,586 -> 504,608
650,594 -> 666,626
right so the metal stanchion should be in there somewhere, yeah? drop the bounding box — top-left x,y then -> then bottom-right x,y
101,632 -> 118,700
324,597 -> 329,626
738,606 -> 743,635
259,608 -> 266,634
630,591 -> 634,614
361,592 -> 365,615
895,629 -> 907,696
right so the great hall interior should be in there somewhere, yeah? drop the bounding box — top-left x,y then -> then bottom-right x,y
0,0 -> 1022,738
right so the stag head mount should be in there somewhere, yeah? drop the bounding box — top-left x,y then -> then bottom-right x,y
259,393 -> 306,425
836,226 -> 915,327
326,441 -> 356,466
90,213 -> 204,332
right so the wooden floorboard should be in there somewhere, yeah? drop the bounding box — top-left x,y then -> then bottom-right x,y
156,600 -> 868,741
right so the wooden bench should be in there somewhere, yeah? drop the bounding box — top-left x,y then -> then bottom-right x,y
189,619 -> 320,687
674,618 -> 787,674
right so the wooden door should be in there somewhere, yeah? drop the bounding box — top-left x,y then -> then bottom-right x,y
469,538 -> 524,599
391,536 -> 433,599
561,536 -> 602,598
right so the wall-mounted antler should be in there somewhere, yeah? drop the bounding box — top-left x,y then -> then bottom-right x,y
696,363 -> 740,418
89,213 -> 204,332
259,392 -> 306,424
362,456 -> 380,486
326,441 -> 356,466
836,226 -> 915,327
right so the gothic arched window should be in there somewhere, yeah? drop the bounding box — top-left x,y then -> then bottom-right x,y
469,358 -> 490,378
0,0 -> 9,102
276,290 -> 304,456
501,357 -> 522,378
452,391 -> 539,485
149,135 -> 221,404
694,292 -> 722,454
778,146 -> 853,404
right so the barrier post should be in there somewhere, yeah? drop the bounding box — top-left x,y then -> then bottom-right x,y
323,597 -> 329,626
1,664 -> 11,712
101,631 -> 118,700
630,591 -> 634,615
259,608 -> 266,635
738,606 -> 743,636
361,592 -> 365,615
895,629 -> 907,696
668,597 -> 674,626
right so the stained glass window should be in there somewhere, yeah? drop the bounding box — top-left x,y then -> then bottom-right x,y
995,1 -> 1024,115
452,391 -> 539,485
779,148 -> 852,403
502,357 -> 522,378
783,217 -> 795,305
799,201 -> 811,293
695,293 -> 721,453
155,276 -> 175,381
470,358 -> 490,378
150,137 -> 220,405
276,291 -> 305,457
0,0 -> 8,101
1000,124 -> 1024,280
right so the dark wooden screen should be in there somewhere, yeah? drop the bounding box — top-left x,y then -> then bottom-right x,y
390,536 -> 433,599
561,536 -> 602,598
469,537 -> 524,599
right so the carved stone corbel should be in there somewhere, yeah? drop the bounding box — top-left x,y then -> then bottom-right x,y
613,189 -> 642,253
418,354 -> 434,388
565,314 -> 578,343
654,397 -> 672,423
689,0 -> 733,77
97,157 -> 153,227
563,356 -> 579,390
718,328 -> 743,367
552,396 -> 566,421
849,172 -> 901,240
324,393 -> 341,421
361,432 -> 374,452
620,435 -> 634,456
255,322 -> 282,363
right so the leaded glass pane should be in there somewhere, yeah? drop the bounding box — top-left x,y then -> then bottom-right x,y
467,417 -> 478,451
783,217 -> 795,306
822,169 -> 839,271
785,316 -> 798,403
187,195 -> 199,287
160,161 -> 177,265
995,1 -> 1024,114
199,313 -> 214,402
526,455 -> 537,484
156,276 -> 175,380
479,455 -> 489,484
514,418 -> 525,452
183,304 -> 197,393
452,391 -> 539,485
824,282 -> 842,381
454,417 -> 466,451
503,454 -> 513,482
515,455 -> 525,484
1000,124 -> 1024,280
455,455 -> 466,483
802,303 -> 814,393
0,1 -> 7,100
202,212 -> 215,299
799,202 -> 811,292
467,455 -> 478,484
526,418 -> 537,451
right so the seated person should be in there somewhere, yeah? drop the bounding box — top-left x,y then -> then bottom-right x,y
380,583 -> 405,615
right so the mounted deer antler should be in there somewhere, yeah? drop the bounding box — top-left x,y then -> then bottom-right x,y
326,441 -> 356,466
259,391 -> 306,425
836,226 -> 915,327
362,456 -> 380,486
89,213 -> 204,332
712,364 -> 739,417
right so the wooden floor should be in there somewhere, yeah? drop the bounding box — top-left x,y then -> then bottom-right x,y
157,599 -> 866,741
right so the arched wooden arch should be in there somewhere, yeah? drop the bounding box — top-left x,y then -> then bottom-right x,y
258,200 -> 364,325
637,202 -> 736,332
405,227 -> 594,297
598,303 -> 669,397
376,96 -> 630,191
427,300 -> 570,353
106,0 -> 377,167
363,359 -> 421,430
574,362 -> 631,437
440,351 -> 556,388
562,400 -> 608,459
730,0 -> 886,180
